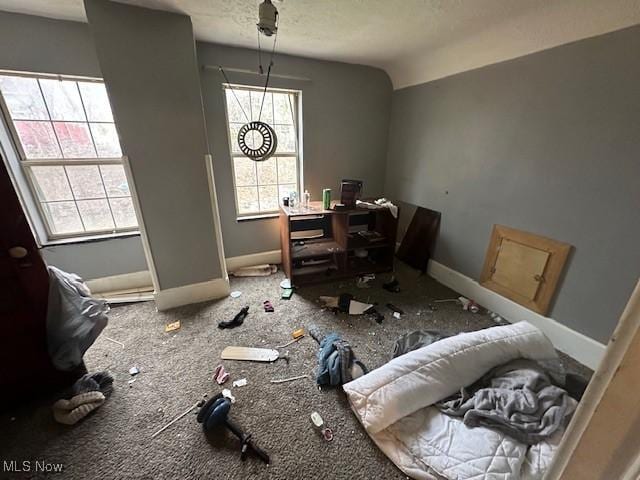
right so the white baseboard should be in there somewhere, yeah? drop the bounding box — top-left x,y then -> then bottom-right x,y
93,292 -> 155,304
225,249 -> 282,272
152,248 -> 281,310
427,259 -> 606,370
221,248 -> 605,368
154,277 -> 230,311
86,270 -> 152,294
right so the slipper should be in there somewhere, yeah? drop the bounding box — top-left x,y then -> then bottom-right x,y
52,391 -> 106,425
263,300 -> 274,313
213,364 -> 229,385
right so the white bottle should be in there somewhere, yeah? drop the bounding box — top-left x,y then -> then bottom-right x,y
303,190 -> 311,209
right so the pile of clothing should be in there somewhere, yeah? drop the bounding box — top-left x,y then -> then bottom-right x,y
52,371 -> 114,425
309,324 -> 367,386
47,266 -> 109,371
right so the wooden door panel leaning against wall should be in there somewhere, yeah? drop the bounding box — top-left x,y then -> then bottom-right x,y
480,225 -> 571,315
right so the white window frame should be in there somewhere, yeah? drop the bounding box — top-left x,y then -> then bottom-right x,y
222,83 -> 303,220
0,70 -> 138,243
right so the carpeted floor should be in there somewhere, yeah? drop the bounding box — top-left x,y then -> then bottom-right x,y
1,262 -> 591,479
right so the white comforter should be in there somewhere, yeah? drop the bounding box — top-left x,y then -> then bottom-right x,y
343,322 -> 571,480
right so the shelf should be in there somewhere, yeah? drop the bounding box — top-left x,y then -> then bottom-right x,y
290,229 -> 325,240
292,262 -> 338,277
291,239 -> 344,260
347,234 -> 391,251
281,201 -> 391,218
281,202 -> 334,217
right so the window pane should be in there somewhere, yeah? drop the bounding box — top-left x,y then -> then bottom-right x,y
274,124 -> 296,153
258,185 -> 278,211
65,165 -> 105,199
0,75 -> 48,120
43,201 -> 83,234
225,89 -> 250,123
256,157 -> 277,185
39,79 -> 85,121
229,123 -> 242,154
273,92 -> 294,124
100,164 -> 130,197
14,121 -> 61,159
90,123 -> 122,157
277,157 -> 297,184
233,157 -> 257,186
236,186 -> 259,214
109,197 -> 137,228
77,199 -> 114,231
278,184 -> 297,203
78,82 -> 113,122
250,90 -> 273,124
53,122 -> 97,158
30,166 -> 73,201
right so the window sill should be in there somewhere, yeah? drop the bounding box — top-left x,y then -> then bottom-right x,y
236,213 -> 279,222
41,231 -> 141,247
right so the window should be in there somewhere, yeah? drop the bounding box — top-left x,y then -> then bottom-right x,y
223,84 -> 301,217
0,72 -> 137,240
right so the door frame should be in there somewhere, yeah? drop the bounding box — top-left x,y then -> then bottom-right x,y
546,279 -> 640,479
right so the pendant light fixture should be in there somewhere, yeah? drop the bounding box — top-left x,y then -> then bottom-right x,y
221,0 -> 280,162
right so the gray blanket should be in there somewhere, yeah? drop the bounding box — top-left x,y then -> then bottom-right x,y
391,330 -> 450,359
436,359 -> 574,445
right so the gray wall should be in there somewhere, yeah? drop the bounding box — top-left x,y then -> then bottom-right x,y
197,43 -> 392,257
0,10 -> 100,77
0,11 -> 147,280
42,235 -> 147,280
85,0 -> 223,290
0,9 -> 392,275
385,26 -> 640,343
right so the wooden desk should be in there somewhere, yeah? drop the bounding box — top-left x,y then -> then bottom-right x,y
279,201 -> 398,285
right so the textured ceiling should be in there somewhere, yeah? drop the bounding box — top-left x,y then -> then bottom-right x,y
1,0 -> 639,89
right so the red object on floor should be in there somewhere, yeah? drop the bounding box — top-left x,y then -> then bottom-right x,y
0,158 -> 82,410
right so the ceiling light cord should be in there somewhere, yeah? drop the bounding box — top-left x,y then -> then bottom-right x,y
219,66 -> 251,124
257,29 -> 264,75
258,31 -> 278,122
219,21 -> 278,127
